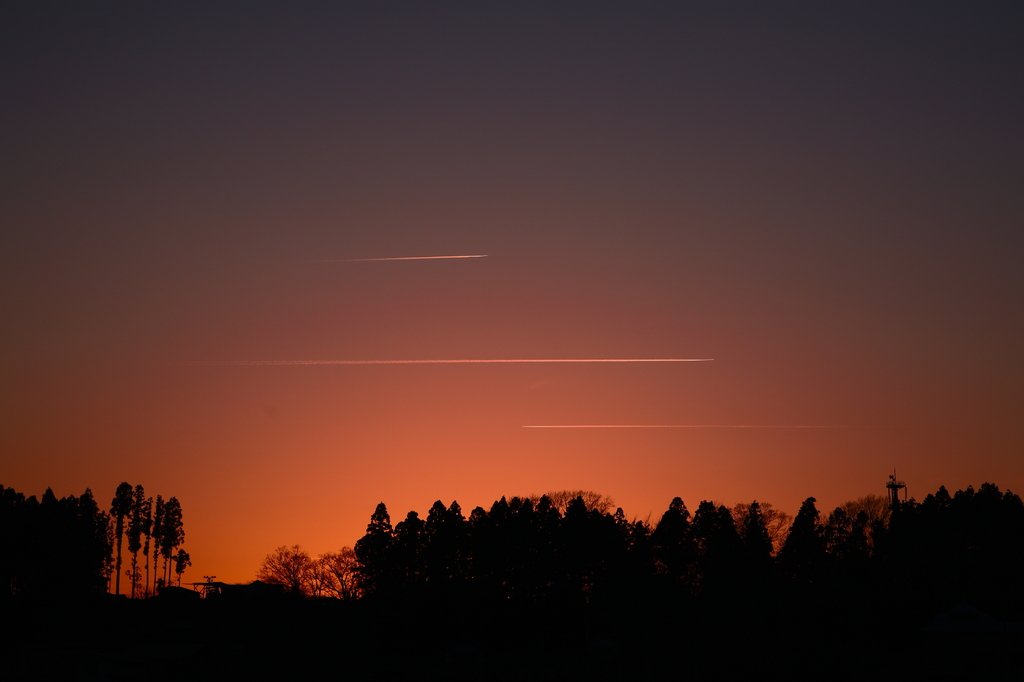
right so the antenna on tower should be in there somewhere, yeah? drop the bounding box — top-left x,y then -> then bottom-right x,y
886,469 -> 906,510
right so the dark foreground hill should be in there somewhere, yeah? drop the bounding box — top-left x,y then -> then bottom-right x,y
3,586 -> 1022,681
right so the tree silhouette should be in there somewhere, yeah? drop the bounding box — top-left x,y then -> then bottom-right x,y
475,497 -> 514,599
173,549 -> 191,586
779,497 -> 824,582
424,500 -> 451,585
1,484 -> 112,597
303,554 -> 334,597
731,501 -> 791,555
733,500 -> 774,592
328,479 -> 1024,640
159,497 -> 184,588
558,496 -> 605,602
689,502 -> 742,591
150,496 -> 164,590
423,500 -> 467,587
823,507 -> 851,557
738,501 -> 773,562
126,484 -> 147,597
257,545 -> 311,594
140,494 -> 153,596
110,482 -> 133,596
35,489 -> 67,594
839,495 -> 890,534
530,490 -> 616,514
0,485 -> 27,597
877,482 -> 1024,613
354,503 -> 394,595
651,497 -> 694,583
394,510 -> 425,589
319,547 -> 361,600
74,488 -> 113,593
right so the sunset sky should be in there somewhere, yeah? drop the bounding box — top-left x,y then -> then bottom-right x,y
3,2 -> 1022,584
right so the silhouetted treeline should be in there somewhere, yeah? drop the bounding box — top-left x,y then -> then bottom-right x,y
880,483 -> 1024,618
0,485 -> 111,599
4,482 -> 1023,679
0,482 -> 188,600
351,484 -> 1024,618
351,494 -> 783,606
110,482 -> 188,598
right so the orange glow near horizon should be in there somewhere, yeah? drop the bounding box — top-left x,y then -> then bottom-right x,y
3,5 -> 1022,587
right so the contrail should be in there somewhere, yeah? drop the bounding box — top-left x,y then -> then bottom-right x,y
176,358 -> 713,366
317,254 -> 488,262
523,424 -> 847,429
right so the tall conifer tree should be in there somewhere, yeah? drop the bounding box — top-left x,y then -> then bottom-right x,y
126,485 -> 147,597
780,497 -> 825,581
160,497 -> 184,586
140,495 -> 153,596
354,503 -> 394,594
651,497 -> 694,580
110,482 -> 133,595
151,496 -> 164,589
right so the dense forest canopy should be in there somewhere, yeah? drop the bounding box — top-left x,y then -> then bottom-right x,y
4,480 -> 1022,679
1,482 -> 188,599
249,483 -> 1024,623
5,478 -> 1022,622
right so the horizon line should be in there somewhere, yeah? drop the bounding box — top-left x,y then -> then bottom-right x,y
173,358 -> 714,366
317,254 -> 489,262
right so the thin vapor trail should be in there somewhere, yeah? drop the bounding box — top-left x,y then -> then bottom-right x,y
319,254 -> 488,262
523,424 -> 847,429
177,358 -> 713,366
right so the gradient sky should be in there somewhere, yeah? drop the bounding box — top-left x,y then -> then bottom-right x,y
3,2 -> 1022,584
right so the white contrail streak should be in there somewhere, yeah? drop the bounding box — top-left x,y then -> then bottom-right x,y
318,254 -> 488,262
523,424 -> 846,429
177,358 -> 713,366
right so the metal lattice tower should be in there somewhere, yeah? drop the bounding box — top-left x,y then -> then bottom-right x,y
886,470 -> 906,509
